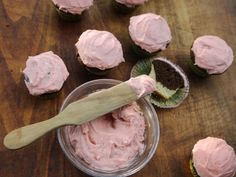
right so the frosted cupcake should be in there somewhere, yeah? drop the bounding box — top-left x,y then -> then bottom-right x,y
112,0 -> 148,13
51,0 -> 93,21
190,35 -> 234,77
23,51 -> 69,96
75,30 -> 125,75
190,137 -> 236,177
129,13 -> 172,57
131,57 -> 189,108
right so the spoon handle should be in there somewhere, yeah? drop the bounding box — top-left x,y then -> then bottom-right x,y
3,116 -> 64,150
4,82 -> 138,150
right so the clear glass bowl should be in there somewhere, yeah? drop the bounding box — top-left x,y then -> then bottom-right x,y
57,79 -> 160,177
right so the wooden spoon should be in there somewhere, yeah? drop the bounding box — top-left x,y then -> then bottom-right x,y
4,82 -> 138,150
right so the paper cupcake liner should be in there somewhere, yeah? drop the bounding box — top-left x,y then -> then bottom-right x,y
189,158 -> 200,177
189,51 -> 209,77
131,42 -> 170,58
55,5 -> 82,21
111,0 -> 136,14
77,55 -> 111,75
39,90 -> 61,98
85,66 -> 111,75
132,43 -> 157,58
131,57 -> 189,108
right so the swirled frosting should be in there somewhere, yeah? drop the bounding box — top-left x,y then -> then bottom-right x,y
129,13 -> 172,53
23,51 -> 69,96
191,35 -> 234,74
115,0 -> 148,6
75,30 -> 125,70
52,0 -> 93,15
126,75 -> 155,98
67,102 -> 145,170
192,137 -> 236,177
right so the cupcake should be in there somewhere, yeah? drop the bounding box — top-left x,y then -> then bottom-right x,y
112,0 -> 148,13
51,0 -> 93,21
190,137 -> 236,177
131,57 -> 189,108
129,13 -> 172,57
75,30 -> 125,75
190,35 -> 234,77
23,51 -> 69,96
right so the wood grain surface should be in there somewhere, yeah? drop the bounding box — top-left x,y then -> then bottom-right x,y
0,0 -> 236,177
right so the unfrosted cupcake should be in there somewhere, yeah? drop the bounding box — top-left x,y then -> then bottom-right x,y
75,30 -> 125,75
112,0 -> 148,13
23,51 -> 69,96
190,35 -> 234,77
190,137 -> 236,177
129,13 -> 172,57
131,57 -> 189,108
51,0 -> 93,21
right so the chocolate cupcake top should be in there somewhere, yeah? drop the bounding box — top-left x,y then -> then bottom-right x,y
149,57 -> 187,100
129,13 -> 172,53
52,0 -> 93,14
152,59 -> 184,91
191,35 -> 233,74
75,30 -> 125,70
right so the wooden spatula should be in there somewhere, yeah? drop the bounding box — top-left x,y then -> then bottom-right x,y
4,82 -> 138,150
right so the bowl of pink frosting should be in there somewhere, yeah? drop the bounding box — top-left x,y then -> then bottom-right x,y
57,79 -> 160,177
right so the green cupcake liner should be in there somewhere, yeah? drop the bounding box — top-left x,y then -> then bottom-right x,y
189,51 -> 209,77
189,159 -> 200,177
55,5 -> 82,21
131,57 -> 189,108
111,0 -> 136,14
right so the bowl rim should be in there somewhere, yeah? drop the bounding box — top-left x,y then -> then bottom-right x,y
57,79 -> 160,177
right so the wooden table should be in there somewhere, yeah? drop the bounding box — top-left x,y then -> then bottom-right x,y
0,0 -> 236,176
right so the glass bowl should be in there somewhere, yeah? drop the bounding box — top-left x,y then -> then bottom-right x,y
57,79 -> 160,177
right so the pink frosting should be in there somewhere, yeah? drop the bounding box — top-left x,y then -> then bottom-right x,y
115,0 -> 148,6
192,137 -> 236,177
23,51 -> 69,96
67,102 -> 145,170
126,75 -> 155,98
75,30 -> 125,70
191,35 -> 234,74
129,13 -> 172,53
52,0 -> 93,14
